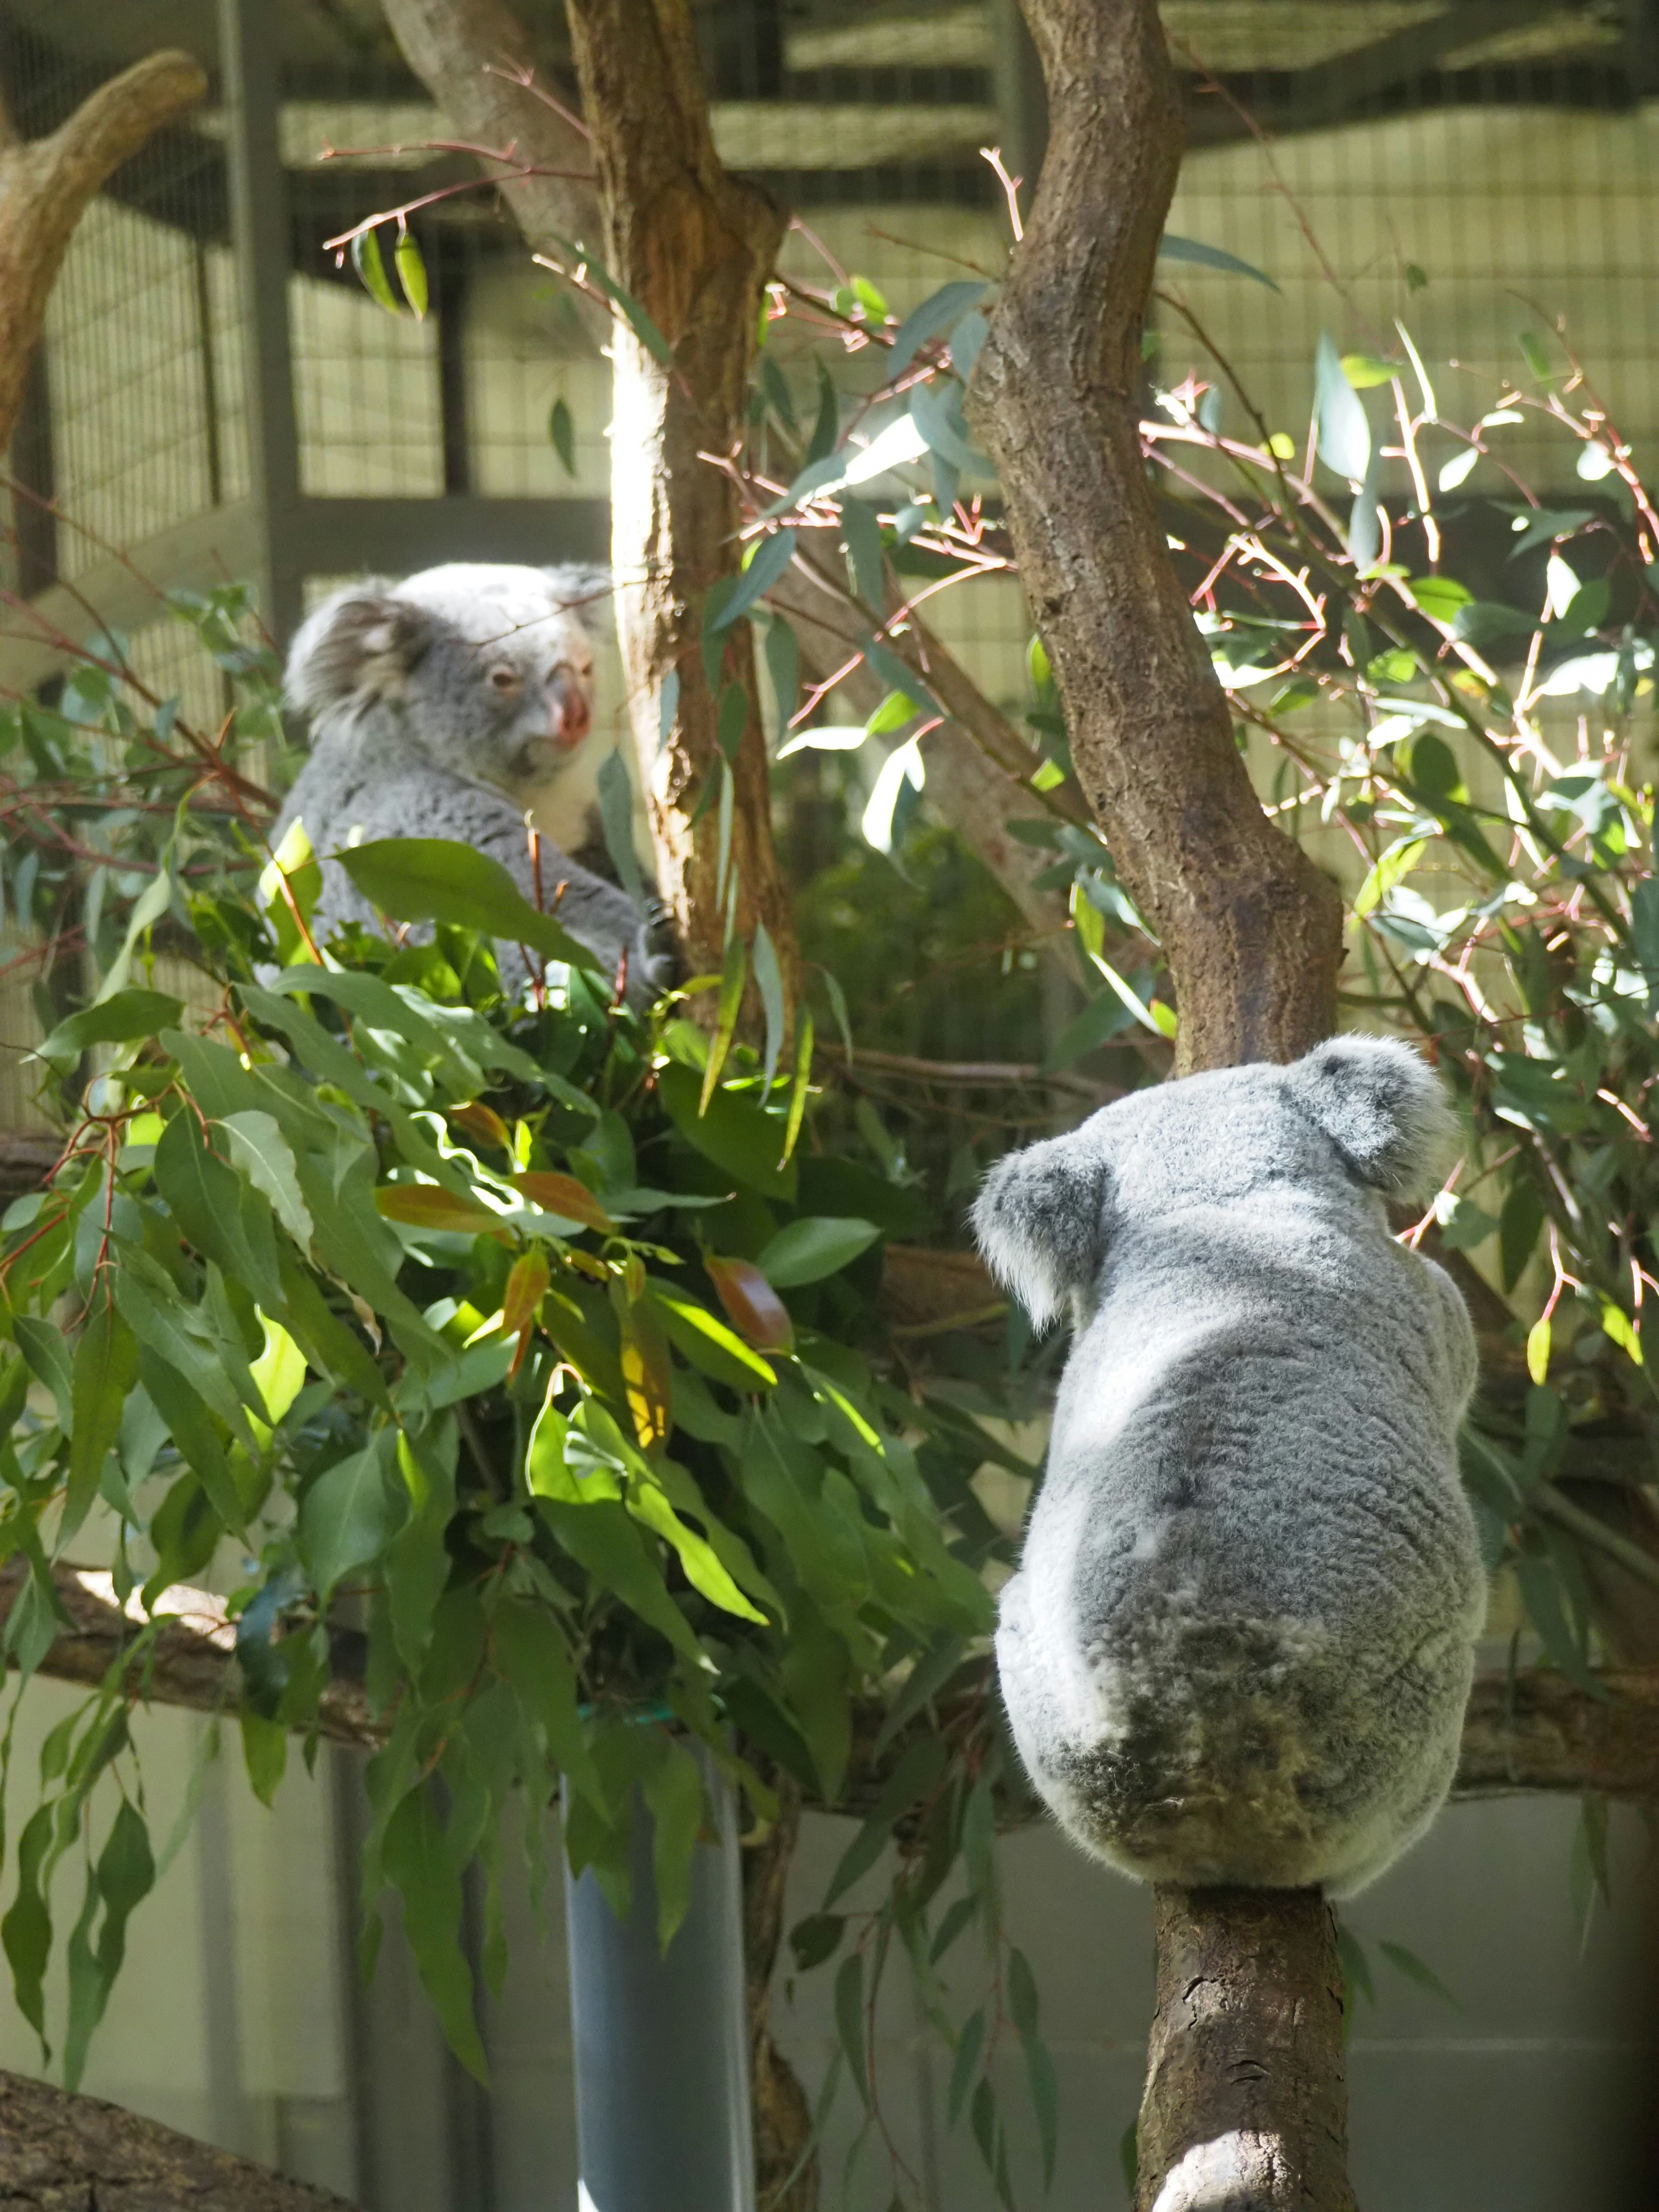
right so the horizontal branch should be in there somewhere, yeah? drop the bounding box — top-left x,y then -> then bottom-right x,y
9,1560 -> 1659,1806
0,2066 -> 354,2211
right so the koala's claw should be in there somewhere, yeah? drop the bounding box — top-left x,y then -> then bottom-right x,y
636,901 -> 681,991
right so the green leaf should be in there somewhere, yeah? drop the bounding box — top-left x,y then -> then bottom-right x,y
888,280 -> 988,380
1159,233 -> 1280,291
335,839 -> 602,972
63,1799 -> 154,2091
1630,877 -> 1659,1009
645,1287 -> 776,1391
1341,352 -> 1398,388
299,1433 -> 402,1603
154,1107 -> 283,1309
548,396 -> 577,475
1406,574 -> 1473,624
659,1062 -> 797,1200
1353,837 -> 1426,918
834,1952 -> 869,2106
1450,600 -> 1537,648
546,231 -> 674,364
764,615 -> 799,737
490,1597 -> 604,1808
713,528 -> 798,630
352,226 -> 404,316
597,749 -> 646,911
3,1805 -> 54,2044
910,378 -> 992,478
394,228 -> 429,318
947,2006 -> 985,2128
240,1708 -> 289,1808
641,1738 -> 705,1951
36,988 -> 182,1066
381,1787 -> 487,2080
535,1497 -> 703,1665
789,1913 -> 845,1972
220,1111 -> 314,1246
757,1216 -> 880,1287
1315,332 -> 1370,483
13,1315 -> 73,1434
1378,1938 -> 1461,2009
700,933 -> 748,1110
64,1299 -> 137,1548
752,923 -> 786,1090
839,497 -> 884,612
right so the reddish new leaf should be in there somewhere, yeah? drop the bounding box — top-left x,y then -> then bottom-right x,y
704,1254 -> 795,1352
512,1173 -> 615,1234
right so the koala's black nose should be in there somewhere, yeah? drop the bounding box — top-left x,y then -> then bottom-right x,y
548,664 -> 591,750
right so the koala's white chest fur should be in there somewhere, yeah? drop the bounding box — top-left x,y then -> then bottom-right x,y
976,1041 -> 1486,1896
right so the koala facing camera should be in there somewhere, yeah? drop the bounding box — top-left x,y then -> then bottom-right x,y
974,1036 -> 1485,1897
271,562 -> 675,1000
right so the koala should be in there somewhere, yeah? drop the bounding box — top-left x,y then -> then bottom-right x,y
973,1035 -> 1485,1897
270,562 -> 674,1000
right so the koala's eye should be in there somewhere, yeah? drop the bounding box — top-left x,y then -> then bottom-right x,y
486,666 -> 522,697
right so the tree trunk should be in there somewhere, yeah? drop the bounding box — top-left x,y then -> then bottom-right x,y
0,2066 -> 356,2209
1134,1891 -> 1355,2212
967,0 -> 1341,1077
562,0 -> 797,993
378,0 -> 601,246
0,51 -> 208,458
965,0 -> 1349,2198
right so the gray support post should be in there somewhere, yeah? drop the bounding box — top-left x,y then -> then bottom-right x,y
217,0 -> 305,651
564,1758 -> 756,2212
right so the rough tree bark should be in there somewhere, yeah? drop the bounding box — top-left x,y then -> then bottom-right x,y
0,2066 -> 356,2210
560,0 -> 797,991
964,0 -> 1351,2202
0,50 -> 208,458
969,0 -> 1341,1079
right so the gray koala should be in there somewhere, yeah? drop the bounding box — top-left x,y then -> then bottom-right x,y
973,1036 -> 1484,1897
270,563 -> 674,999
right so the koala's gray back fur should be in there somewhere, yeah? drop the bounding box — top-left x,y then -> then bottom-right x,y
974,1037 -> 1484,1897
271,563 -> 670,999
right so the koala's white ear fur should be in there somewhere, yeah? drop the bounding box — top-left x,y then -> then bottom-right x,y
284,582 -> 429,717
542,563 -> 615,642
1289,1034 -> 1459,1206
972,1130 -> 1109,1330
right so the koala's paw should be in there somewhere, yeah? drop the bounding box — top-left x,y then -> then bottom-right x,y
635,901 -> 681,994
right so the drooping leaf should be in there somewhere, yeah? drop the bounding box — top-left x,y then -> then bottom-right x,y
1160,234 -> 1279,289
299,1433 -> 402,1603
351,226 -> 404,316
1314,332 -> 1371,483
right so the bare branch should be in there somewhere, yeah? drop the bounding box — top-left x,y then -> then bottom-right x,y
0,51 -> 208,453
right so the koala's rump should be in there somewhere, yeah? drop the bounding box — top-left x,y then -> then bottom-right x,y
999,1278 -> 1481,1891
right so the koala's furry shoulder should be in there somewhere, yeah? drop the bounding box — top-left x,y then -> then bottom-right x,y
271,562 -> 671,1000
974,1036 -> 1485,1897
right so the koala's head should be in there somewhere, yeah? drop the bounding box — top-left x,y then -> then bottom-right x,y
973,1035 -> 1459,1328
284,562 -> 611,798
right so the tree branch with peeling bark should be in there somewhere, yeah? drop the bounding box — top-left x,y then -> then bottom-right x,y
0,49 -> 209,456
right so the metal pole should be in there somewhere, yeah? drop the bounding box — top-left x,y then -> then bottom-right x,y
564,1757 -> 756,2212
216,0 -> 305,651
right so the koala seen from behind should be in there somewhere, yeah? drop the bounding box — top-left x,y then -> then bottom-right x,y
974,1036 -> 1486,1897
271,562 -> 674,1000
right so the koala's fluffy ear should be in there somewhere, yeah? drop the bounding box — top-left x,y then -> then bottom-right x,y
284,582 -> 430,718
972,1128 -> 1110,1330
542,563 -> 615,641
1288,1034 -> 1459,1206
